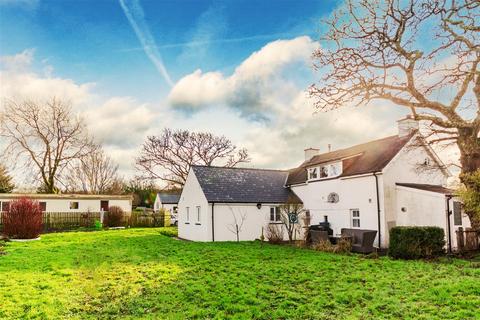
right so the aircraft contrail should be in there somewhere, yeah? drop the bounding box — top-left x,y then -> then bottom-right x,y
119,0 -> 173,87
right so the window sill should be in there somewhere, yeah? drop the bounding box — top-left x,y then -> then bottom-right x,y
195,223 -> 201,225
185,222 -> 190,225
268,222 -> 283,225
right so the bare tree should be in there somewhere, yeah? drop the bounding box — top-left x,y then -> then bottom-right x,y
136,128 -> 250,187
64,147 -> 120,194
227,206 -> 247,242
278,197 -> 305,243
309,0 -> 480,228
0,98 -> 96,193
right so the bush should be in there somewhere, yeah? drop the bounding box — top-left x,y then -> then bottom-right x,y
106,206 -> 125,227
158,228 -> 178,237
265,224 -> 284,244
94,220 -> 103,230
313,238 -> 352,254
389,226 -> 445,259
2,197 -> 43,239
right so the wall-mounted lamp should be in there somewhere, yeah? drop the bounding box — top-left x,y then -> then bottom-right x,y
256,203 -> 262,210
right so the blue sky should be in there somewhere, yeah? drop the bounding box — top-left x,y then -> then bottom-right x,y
0,0 -> 412,183
0,0 -> 338,100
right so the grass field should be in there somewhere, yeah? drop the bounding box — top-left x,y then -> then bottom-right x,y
0,228 -> 479,319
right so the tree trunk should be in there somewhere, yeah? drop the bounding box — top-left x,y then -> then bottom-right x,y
458,129 -> 480,230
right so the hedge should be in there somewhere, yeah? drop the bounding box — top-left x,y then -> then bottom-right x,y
389,226 -> 445,259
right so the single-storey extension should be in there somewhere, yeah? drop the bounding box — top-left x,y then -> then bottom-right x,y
178,166 -> 300,242
0,193 -> 133,213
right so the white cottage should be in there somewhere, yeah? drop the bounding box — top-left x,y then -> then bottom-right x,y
178,166 -> 300,242
178,117 -> 471,250
154,192 -> 180,214
0,193 -> 133,213
287,117 -> 468,249
154,192 -> 181,225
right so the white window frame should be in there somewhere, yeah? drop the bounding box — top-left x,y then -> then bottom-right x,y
270,206 -> 281,223
196,206 -> 201,224
307,162 -> 343,181
351,209 -> 360,228
186,207 -> 190,223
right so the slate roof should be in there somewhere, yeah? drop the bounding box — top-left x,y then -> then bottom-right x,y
286,134 -> 412,185
192,166 -> 301,203
396,183 -> 453,195
157,192 -> 181,204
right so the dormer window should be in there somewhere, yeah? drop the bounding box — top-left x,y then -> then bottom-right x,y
307,162 -> 343,181
308,167 -> 318,180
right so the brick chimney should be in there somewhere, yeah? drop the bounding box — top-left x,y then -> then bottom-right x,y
304,148 -> 319,161
397,115 -> 419,137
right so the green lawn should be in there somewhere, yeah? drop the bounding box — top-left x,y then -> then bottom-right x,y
0,228 -> 479,319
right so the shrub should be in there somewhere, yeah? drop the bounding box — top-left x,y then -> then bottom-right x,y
2,197 -> 43,239
105,206 -> 125,227
313,238 -> 352,254
313,240 -> 335,252
389,226 -> 445,259
94,220 -> 103,230
265,224 -> 284,244
158,228 -> 178,237
335,237 -> 352,253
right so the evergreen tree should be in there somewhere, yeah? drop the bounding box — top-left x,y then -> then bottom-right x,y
0,165 -> 14,193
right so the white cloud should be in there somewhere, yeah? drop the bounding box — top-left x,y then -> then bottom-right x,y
167,36 -> 408,169
168,36 -> 318,119
0,50 -> 160,179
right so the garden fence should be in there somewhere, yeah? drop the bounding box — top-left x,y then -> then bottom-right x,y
0,211 -> 172,233
456,227 -> 480,252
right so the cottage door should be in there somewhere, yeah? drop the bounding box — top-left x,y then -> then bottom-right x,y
100,200 -> 109,212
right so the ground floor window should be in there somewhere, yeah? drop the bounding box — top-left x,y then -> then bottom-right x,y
70,202 -> 79,210
351,209 -> 360,228
270,206 -> 281,222
186,207 -> 190,222
39,202 -> 46,212
196,206 -> 201,223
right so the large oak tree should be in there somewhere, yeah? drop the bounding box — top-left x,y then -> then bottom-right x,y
309,0 -> 480,228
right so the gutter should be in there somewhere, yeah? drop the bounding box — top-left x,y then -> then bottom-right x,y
446,195 -> 453,254
211,202 -> 215,242
373,172 -> 382,248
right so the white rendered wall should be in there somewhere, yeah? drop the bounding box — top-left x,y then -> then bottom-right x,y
212,203 -> 295,242
382,137 -> 449,246
177,169 -> 210,241
0,197 -> 132,213
395,187 -> 470,250
292,174 -> 385,246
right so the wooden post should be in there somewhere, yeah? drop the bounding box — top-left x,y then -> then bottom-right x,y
456,227 -> 464,252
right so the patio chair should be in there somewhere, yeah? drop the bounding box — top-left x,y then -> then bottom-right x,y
341,228 -> 377,254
